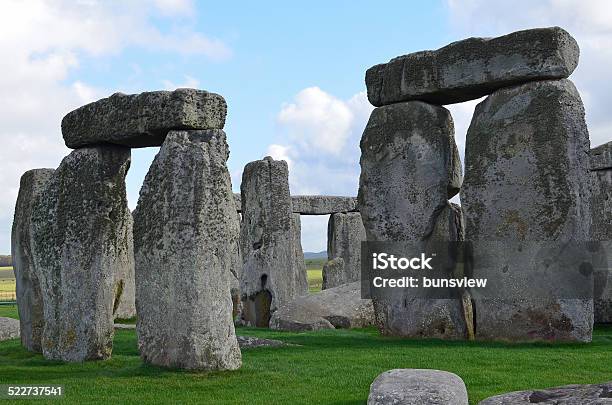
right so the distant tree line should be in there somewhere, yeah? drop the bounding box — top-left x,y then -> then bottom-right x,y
0,255 -> 12,267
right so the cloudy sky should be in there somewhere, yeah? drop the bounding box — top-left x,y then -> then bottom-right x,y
1,0 -> 611,253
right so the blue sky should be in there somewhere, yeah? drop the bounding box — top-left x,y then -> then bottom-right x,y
1,0 -> 611,253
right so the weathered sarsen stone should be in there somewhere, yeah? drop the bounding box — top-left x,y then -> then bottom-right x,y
461,79 -> 593,342
358,101 -> 467,339
591,141 -> 612,323
11,169 -> 54,352
240,157 -> 308,327
62,89 -> 227,148
478,381 -> 612,405
270,282 -> 374,332
134,130 -> 241,370
323,212 -> 366,289
368,369 -> 469,405
366,27 -> 579,106
31,146 -> 131,361
233,193 -> 359,215
112,208 -> 136,320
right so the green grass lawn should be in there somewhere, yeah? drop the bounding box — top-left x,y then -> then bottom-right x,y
0,267 -> 16,301
307,269 -> 322,293
0,302 -> 610,404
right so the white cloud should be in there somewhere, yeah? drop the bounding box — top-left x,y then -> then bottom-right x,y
271,88 -> 373,196
266,144 -> 293,168
446,0 -> 612,148
162,75 -> 201,90
0,0 -> 232,253
154,0 -> 194,16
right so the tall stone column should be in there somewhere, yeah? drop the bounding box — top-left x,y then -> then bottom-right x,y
461,79 -> 593,342
240,157 -> 307,327
358,101 -> 466,339
11,168 -> 54,352
134,130 -> 241,370
590,141 -> 612,323
323,212 -> 366,289
31,146 -> 131,361
112,208 -> 136,320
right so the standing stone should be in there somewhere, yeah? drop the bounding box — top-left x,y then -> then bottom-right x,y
62,89 -> 227,148
323,212 -> 366,289
134,130 -> 241,370
358,101 -> 467,339
112,208 -> 136,320
461,79 -> 593,341
31,146 -> 131,361
292,213 -> 309,293
591,141 -> 612,323
366,27 -> 579,106
240,157 -> 307,327
11,169 -> 54,352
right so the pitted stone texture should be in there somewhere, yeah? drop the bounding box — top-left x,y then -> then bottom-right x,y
367,369 -> 469,405
62,89 -> 227,148
591,144 -> 612,323
478,381 -> 612,404
291,213 -> 309,295
358,101 -> 466,339
134,130 -> 241,371
322,258 -> 345,292
291,195 -> 358,215
590,141 -> 612,170
112,208 -> 136,320
240,157 -> 308,327
323,212 -> 366,289
0,317 -> 20,341
461,79 -> 593,342
11,169 -> 54,352
234,193 -> 358,215
366,27 -> 579,106
31,146 -> 131,361
270,282 -> 374,332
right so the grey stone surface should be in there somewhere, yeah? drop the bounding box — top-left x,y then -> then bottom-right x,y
590,141 -> 612,170
240,157 -> 308,327
366,27 -> 579,106
291,213 -> 309,295
269,282 -> 375,332
114,323 -> 135,330
323,212 -> 366,289
461,79 -> 593,342
236,335 -> 287,348
478,381 -> 612,404
358,101 -> 467,339
62,89 -> 227,148
234,193 -> 359,214
113,208 -> 136,320
31,145 -> 131,361
0,255 -> 11,267
134,130 -> 241,371
11,169 -> 54,352
291,195 -> 358,215
322,258 -> 345,291
368,369 -> 469,405
591,143 -> 612,323
0,317 -> 20,341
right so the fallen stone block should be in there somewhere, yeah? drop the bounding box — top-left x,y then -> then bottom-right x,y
0,317 -> 20,342
366,27 -> 578,106
478,381 -> 612,404
368,369 -> 469,405
62,89 -> 227,148
269,282 -> 374,332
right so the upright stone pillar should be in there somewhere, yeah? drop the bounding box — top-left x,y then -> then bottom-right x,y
461,79 -> 593,341
134,130 -> 241,370
240,157 -> 307,327
323,212 -> 366,289
112,208 -> 136,320
31,146 -> 131,361
11,169 -> 54,352
590,141 -> 612,323
358,101 -> 466,339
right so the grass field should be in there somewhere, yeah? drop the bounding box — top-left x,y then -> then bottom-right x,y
0,267 -> 15,301
306,257 -> 325,292
0,305 -> 611,404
